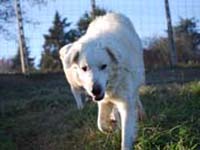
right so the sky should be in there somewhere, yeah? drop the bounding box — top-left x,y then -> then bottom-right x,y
0,0 -> 200,66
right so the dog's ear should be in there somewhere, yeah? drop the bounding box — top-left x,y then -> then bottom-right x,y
59,44 -> 79,68
105,47 -> 120,64
59,44 -> 73,61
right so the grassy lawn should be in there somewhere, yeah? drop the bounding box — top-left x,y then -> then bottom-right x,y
0,74 -> 199,150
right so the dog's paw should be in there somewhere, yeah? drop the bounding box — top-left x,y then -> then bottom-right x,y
109,119 -> 118,131
98,119 -> 117,133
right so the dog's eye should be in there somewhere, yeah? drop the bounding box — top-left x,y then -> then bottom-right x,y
100,64 -> 107,70
81,66 -> 88,72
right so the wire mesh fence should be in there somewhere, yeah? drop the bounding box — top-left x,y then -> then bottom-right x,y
0,0 -> 200,73
0,2 -> 200,149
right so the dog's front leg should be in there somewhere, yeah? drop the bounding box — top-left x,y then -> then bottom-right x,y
71,87 -> 84,109
97,102 -> 114,133
117,101 -> 137,150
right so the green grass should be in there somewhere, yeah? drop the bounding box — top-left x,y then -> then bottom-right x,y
0,75 -> 199,150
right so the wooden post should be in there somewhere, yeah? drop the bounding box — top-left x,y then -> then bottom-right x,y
91,0 -> 96,19
15,0 -> 29,74
164,0 -> 177,67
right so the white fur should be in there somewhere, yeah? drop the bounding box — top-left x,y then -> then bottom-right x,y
60,13 -> 145,150
59,44 -> 84,109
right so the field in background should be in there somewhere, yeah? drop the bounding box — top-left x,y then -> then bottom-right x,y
0,70 -> 200,150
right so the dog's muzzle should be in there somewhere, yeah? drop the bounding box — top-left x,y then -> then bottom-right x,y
94,93 -> 105,101
91,83 -> 104,101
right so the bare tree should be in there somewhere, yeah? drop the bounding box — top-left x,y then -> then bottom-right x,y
0,0 -> 48,74
0,0 -> 47,36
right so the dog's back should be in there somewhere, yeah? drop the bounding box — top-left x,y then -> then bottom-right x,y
86,13 -> 145,87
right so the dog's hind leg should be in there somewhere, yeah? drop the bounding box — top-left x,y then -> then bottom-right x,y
97,102 -> 115,133
136,95 -> 146,121
71,87 -> 84,109
110,106 -> 121,129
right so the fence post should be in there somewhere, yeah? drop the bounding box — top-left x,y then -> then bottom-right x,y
164,0 -> 177,67
15,0 -> 29,74
91,0 -> 96,19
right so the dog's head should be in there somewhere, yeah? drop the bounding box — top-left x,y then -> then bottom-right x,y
59,41 -> 119,101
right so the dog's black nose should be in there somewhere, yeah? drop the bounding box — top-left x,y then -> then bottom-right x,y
92,83 -> 102,96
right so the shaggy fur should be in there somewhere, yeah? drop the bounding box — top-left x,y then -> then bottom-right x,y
60,13 -> 145,150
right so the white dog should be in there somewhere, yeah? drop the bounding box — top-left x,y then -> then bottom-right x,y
60,13 -> 145,150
